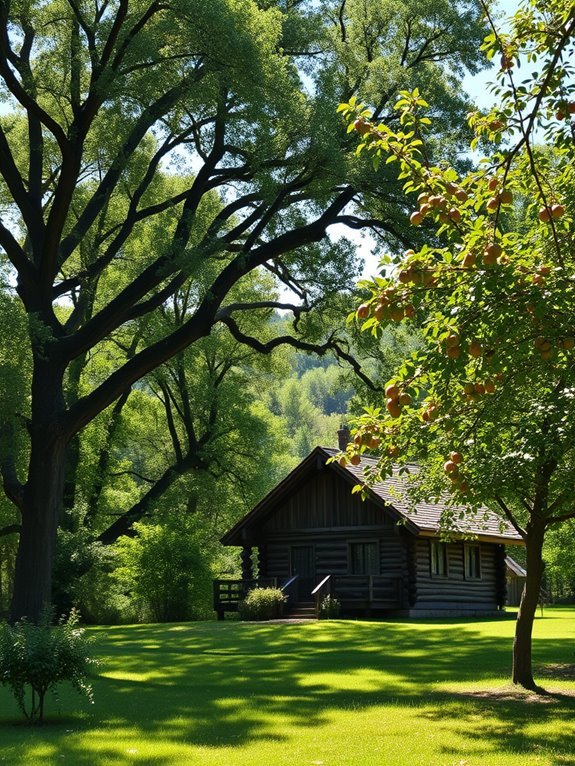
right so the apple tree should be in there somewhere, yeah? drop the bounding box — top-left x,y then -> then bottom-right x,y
339,0 -> 575,691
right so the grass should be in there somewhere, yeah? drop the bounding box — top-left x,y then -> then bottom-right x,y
1,608 -> 575,765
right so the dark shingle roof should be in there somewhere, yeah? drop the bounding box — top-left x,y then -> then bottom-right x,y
221,446 -> 524,546
322,447 -> 522,543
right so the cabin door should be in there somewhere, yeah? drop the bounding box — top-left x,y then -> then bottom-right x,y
291,545 -> 315,602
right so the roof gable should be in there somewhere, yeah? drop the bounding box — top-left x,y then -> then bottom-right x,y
221,446 -> 523,546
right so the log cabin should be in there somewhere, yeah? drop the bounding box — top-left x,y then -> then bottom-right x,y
214,443 -> 524,619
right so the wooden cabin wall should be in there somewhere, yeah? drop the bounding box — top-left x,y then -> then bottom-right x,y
260,470 -> 397,531
412,539 -> 500,610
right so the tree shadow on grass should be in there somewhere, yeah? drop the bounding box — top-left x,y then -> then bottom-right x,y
1,616 -> 574,764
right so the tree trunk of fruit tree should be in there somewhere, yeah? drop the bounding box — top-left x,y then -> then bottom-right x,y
512,522 -> 545,691
9,358 -> 68,624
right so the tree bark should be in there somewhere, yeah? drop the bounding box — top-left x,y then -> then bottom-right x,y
9,359 -> 67,624
512,522 -> 545,691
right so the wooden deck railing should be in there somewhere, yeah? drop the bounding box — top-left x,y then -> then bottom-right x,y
213,578 -> 278,619
214,574 -> 403,618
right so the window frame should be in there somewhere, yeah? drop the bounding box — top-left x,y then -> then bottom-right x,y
349,540 -> 380,575
430,541 -> 449,577
464,543 -> 482,579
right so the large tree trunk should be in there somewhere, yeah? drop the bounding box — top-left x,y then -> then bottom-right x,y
9,360 -> 67,624
512,523 -> 545,691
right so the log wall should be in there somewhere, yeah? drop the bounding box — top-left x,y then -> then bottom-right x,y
412,538 -> 501,610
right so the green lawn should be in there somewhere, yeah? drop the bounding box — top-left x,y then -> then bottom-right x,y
1,608 -> 575,765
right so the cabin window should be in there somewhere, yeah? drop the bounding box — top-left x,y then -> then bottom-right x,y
430,541 -> 448,576
350,542 -> 379,575
464,544 -> 481,579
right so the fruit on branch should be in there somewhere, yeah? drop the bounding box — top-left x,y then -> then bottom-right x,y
410,211 -> 424,226
538,206 -> 551,222
385,383 -> 400,398
551,204 -> 565,219
354,119 -> 372,136
386,398 -> 402,418
357,303 -> 370,319
350,454 -> 361,466
448,208 -> 462,223
468,340 -> 483,358
450,451 -> 463,464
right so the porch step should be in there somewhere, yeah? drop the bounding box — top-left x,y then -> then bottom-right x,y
286,602 -> 316,619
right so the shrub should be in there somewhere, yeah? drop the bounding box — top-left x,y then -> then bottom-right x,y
319,595 -> 341,619
0,609 -> 98,723
113,516 -> 213,623
238,587 -> 286,621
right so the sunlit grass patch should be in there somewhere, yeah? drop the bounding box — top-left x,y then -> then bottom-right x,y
1,608 -> 574,764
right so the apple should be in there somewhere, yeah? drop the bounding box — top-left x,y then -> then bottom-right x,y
484,379 -> 496,394
398,269 -> 412,284
448,208 -> 461,223
488,177 -> 499,191
350,454 -> 361,466
419,203 -> 431,216
484,242 -> 502,259
404,304 -> 416,318
444,460 -> 458,473
455,189 -> 468,202
462,252 -> 477,268
446,345 -> 461,359
339,456 -> 348,467
500,189 -> 513,205
445,333 -> 461,348
551,204 -> 565,219
386,399 -> 402,418
385,382 -> 400,398
357,303 -> 370,319
450,451 -> 463,464
374,303 -> 387,321
354,119 -> 371,136
410,211 -> 423,226
538,207 -> 551,222
486,197 -> 499,212
398,392 -> 412,406
468,340 -> 482,358
417,193 -> 430,205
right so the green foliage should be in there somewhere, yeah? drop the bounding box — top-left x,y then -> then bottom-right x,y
0,610 -> 97,723
318,595 -> 341,619
238,587 -> 286,621
113,516 -> 213,623
339,0 -> 575,690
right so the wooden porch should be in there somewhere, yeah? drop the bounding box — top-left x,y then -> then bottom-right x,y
213,574 -> 404,619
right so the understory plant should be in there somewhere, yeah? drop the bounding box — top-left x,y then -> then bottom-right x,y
319,595 -> 341,619
0,609 -> 98,723
238,587 -> 286,621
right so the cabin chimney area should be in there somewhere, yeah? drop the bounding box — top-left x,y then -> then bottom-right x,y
337,425 -> 351,451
